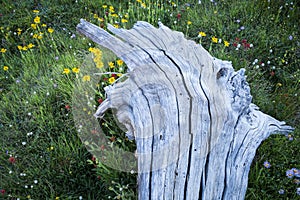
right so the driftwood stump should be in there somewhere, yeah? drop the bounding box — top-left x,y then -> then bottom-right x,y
76,19 -> 293,200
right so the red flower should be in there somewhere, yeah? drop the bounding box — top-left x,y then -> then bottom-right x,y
103,77 -> 108,81
233,42 -> 238,47
91,155 -> 96,162
243,43 -> 250,49
8,157 -> 16,164
242,39 -> 247,44
235,37 -> 240,41
111,74 -> 117,78
65,104 -> 71,110
270,71 -> 275,76
97,98 -> 103,104
0,189 -> 5,195
177,13 -> 181,20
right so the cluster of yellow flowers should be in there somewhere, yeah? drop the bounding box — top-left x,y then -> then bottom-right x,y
63,67 -> 80,75
198,31 -> 230,47
31,10 -> 55,37
89,47 -> 104,69
17,43 -> 35,51
96,4 -> 129,29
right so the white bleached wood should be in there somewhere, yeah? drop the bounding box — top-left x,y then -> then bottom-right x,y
77,19 -> 294,200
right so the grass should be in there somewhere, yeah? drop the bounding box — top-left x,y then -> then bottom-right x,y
0,0 -> 299,199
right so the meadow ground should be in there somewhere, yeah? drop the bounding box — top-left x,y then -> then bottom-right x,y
0,0 -> 299,199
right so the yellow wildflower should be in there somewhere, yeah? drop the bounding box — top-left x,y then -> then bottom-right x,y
63,68 -> 70,74
27,43 -> 35,49
116,59 -> 124,66
108,62 -> 115,68
199,32 -> 206,37
72,67 -> 80,73
117,73 -> 122,77
93,13 -> 98,19
3,66 -> 9,71
212,36 -> 218,43
22,46 -> 28,51
224,40 -> 230,47
82,75 -> 91,82
42,24 -> 47,27
121,18 -> 128,23
111,13 -> 118,18
187,21 -> 192,25
34,16 -> 40,24
32,34 -> 38,38
96,62 -> 104,68
136,0 -> 142,3
93,57 -> 101,63
0,48 -> 7,53
108,77 -> 115,84
38,35 -> 43,39
33,10 -> 39,13
113,24 -> 119,28
109,6 -> 115,13
277,83 -> 282,87
17,28 -> 22,35
48,28 -> 54,33
102,5 -> 107,9
88,47 -> 95,52
124,13 -> 129,18
17,45 -> 23,50
141,3 -> 146,8
55,197 -> 59,200
31,24 -> 37,29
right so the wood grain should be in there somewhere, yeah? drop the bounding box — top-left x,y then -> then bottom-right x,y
77,19 -> 294,200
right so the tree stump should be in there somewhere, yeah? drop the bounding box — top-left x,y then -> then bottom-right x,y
76,19 -> 293,200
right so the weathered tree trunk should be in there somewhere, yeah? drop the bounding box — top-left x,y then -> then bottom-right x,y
76,19 -> 293,200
